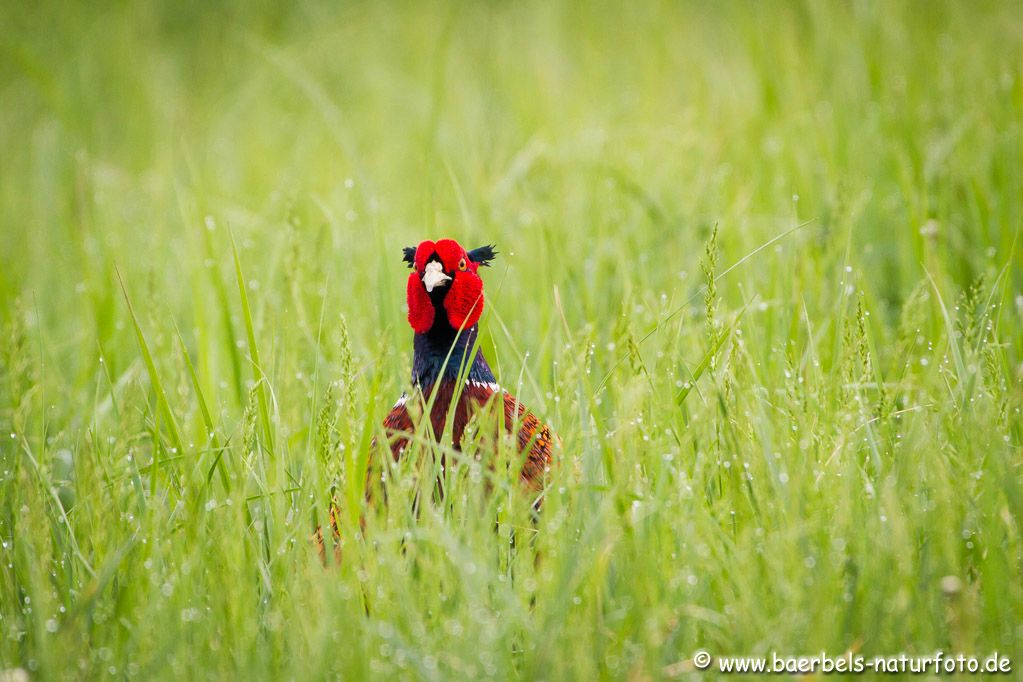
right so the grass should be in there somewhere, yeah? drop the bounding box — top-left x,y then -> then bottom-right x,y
1,0 -> 1022,678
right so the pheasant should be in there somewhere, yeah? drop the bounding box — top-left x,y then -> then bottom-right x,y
316,238 -> 556,560
376,238 -> 556,497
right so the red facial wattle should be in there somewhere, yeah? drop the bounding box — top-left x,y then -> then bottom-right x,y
444,270 -> 484,330
407,272 -> 435,333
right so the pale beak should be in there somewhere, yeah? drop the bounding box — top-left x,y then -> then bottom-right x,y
422,261 -> 452,292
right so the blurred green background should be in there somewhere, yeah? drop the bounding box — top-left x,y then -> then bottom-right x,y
1,0 -> 1021,679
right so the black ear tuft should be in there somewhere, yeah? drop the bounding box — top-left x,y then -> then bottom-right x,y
402,246 -> 417,268
467,244 -> 498,267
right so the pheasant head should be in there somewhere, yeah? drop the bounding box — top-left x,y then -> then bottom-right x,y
402,239 -> 497,336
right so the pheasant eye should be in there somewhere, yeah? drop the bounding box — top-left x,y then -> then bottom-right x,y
458,257 -> 467,271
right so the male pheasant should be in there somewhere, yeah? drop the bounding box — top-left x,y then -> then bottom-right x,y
316,238 -> 556,559
376,238 -> 556,497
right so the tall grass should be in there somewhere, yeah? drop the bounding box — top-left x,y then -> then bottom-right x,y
1,0 -> 1021,678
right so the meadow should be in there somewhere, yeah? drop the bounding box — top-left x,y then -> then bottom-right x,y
1,0 -> 1022,678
